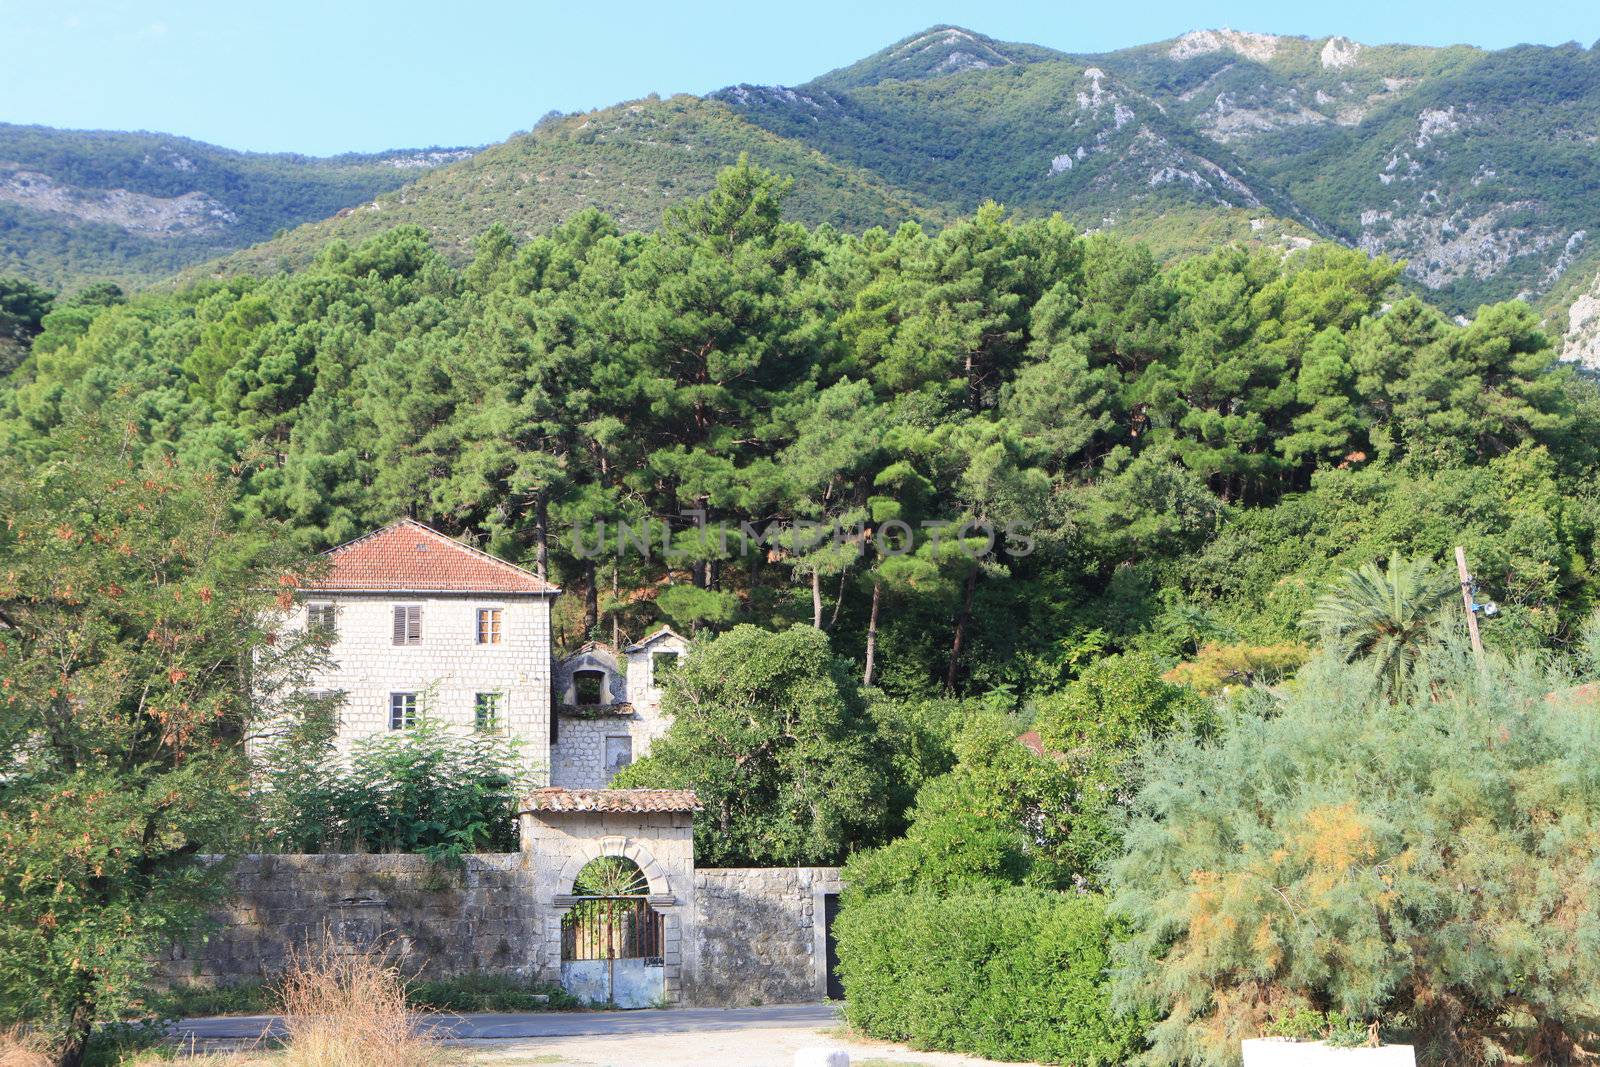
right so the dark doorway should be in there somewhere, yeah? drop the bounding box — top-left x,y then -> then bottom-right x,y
573,669 -> 605,705
823,892 -> 844,1000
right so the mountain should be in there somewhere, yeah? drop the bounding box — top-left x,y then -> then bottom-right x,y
719,28 -> 1600,318
11,24 -> 1600,364
197,28 -> 1318,286
189,95 -> 931,281
1085,33 -> 1600,327
0,124 -> 475,291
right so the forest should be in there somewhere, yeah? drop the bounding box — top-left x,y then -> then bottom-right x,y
3,160 -> 1594,701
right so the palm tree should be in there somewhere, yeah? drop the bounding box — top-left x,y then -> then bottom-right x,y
1304,552 -> 1456,697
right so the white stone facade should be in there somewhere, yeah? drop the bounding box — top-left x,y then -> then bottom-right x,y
294,592 -> 553,776
550,717 -> 638,788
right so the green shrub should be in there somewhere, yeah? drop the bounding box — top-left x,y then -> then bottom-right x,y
1112,647 -> 1600,1066
147,973 -> 573,1019
408,974 -> 575,1013
835,888 -> 1144,1065
842,712 -> 1066,895
254,717 -> 527,861
612,624 -> 894,867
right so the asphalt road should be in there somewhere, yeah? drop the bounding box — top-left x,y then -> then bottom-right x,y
173,1002 -> 842,1042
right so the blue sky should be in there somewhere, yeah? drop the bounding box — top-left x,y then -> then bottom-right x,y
2,0 -> 1597,156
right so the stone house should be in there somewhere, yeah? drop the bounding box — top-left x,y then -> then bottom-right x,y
289,518 -> 686,785
230,520 -> 849,1010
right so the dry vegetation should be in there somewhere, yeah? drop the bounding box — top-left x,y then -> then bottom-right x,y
0,1026 -> 53,1067
274,940 -> 444,1067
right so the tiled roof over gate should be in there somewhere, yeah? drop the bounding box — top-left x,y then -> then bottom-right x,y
304,518 -> 558,594
520,788 -> 702,814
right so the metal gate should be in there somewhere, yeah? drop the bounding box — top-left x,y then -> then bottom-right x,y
560,896 -> 665,1008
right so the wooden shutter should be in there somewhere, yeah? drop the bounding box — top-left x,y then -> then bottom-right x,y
393,605 -> 422,645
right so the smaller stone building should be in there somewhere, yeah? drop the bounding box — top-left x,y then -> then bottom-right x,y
549,628 -> 688,788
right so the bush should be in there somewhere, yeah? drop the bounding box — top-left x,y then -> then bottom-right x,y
254,718 -> 527,861
612,625 -> 893,866
1032,652 -> 1214,882
150,981 -> 272,1018
842,711 -> 1067,895
0,1025 -> 53,1067
835,888 -> 1145,1066
149,973 -> 573,1020
1112,647 -> 1600,1066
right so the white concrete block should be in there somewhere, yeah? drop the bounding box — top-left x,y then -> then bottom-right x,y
794,1049 -> 849,1067
1242,1039 -> 1415,1067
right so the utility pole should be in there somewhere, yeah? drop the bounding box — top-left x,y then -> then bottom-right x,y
1455,546 -> 1484,666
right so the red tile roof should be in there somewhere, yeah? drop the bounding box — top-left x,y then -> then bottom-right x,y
623,626 -> 687,653
520,788 -> 702,814
305,519 -> 558,595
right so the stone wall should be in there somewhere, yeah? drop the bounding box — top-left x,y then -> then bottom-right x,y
549,713 -> 633,787
689,866 -> 842,1007
160,852 -> 841,1010
159,854 -> 539,986
551,710 -> 675,787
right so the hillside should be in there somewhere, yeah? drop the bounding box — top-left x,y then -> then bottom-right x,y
187,95 -> 933,282
718,28 -> 1600,324
0,124 -> 474,291
1086,33 -> 1600,325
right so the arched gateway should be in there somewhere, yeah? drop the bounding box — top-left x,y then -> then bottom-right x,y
518,787 -> 701,1008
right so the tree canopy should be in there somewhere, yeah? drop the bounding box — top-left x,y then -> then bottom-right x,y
4,161 -> 1594,704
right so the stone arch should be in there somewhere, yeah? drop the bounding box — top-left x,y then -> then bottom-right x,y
554,646 -> 627,706
554,835 -> 674,900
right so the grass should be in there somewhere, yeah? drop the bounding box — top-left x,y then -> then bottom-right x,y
153,982 -> 273,1018
155,973 -> 576,1019
31,950 -> 583,1067
409,975 -> 576,1014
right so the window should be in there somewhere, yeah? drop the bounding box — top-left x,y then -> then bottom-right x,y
651,652 -> 680,686
392,605 -> 422,646
604,735 -> 633,779
474,692 -> 502,731
307,602 -> 337,636
389,692 -> 418,730
573,669 -> 605,706
476,607 -> 503,645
